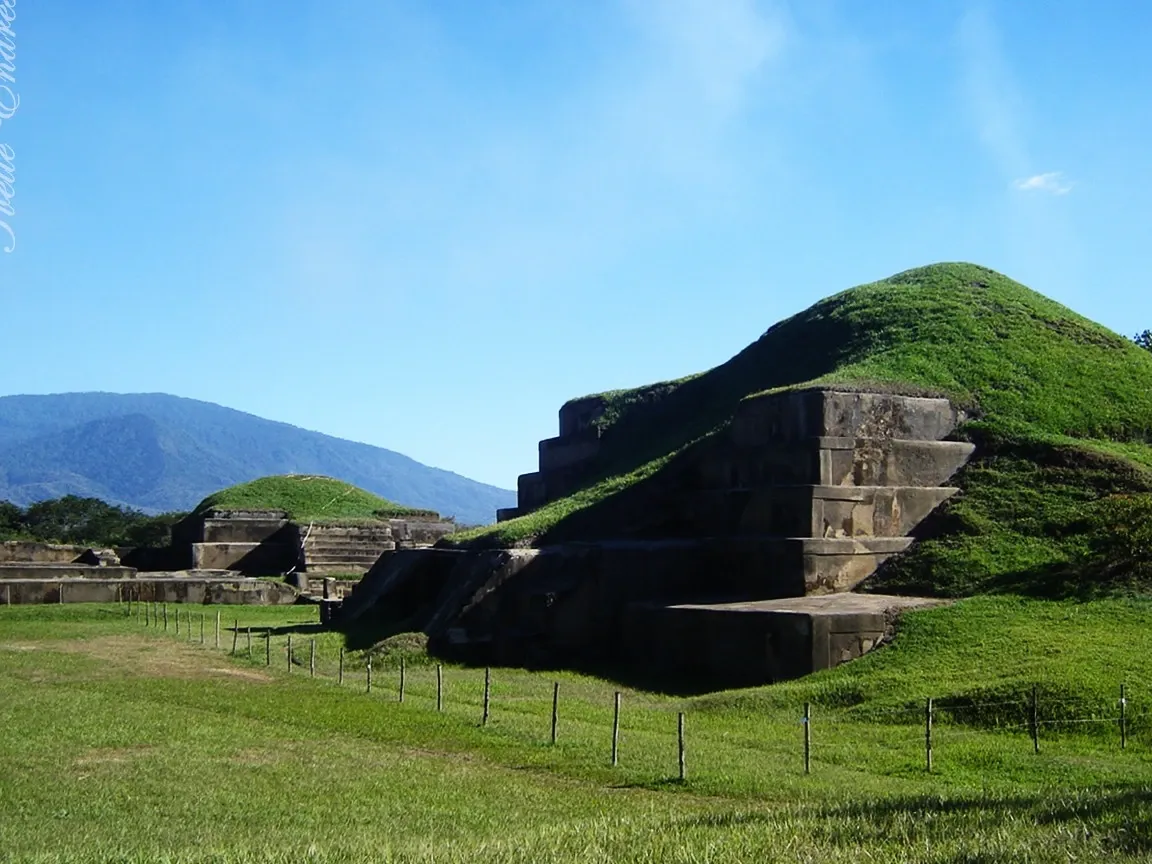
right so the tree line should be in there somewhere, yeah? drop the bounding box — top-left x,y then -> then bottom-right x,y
1137,331 -> 1151,352
0,496 -> 186,549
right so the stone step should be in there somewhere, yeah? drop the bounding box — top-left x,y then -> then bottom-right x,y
305,563 -> 376,575
667,485 -> 958,539
302,541 -> 395,554
693,437 -> 975,490
305,559 -> 388,570
306,558 -> 382,568
622,594 -> 946,687
305,555 -> 384,567
732,390 -> 965,446
302,527 -> 393,540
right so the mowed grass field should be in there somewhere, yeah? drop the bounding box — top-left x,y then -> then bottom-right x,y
2,601 -> 1152,862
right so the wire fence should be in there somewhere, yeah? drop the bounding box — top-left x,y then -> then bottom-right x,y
103,598 -> 1152,780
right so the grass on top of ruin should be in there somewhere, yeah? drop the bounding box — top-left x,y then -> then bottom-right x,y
2,600 -> 1152,862
193,474 -> 438,522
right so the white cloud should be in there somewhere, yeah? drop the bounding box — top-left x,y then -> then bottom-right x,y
625,0 -> 786,113
1012,172 -> 1074,195
958,5 -> 1028,178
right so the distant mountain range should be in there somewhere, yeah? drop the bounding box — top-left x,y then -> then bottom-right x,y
0,393 -> 514,525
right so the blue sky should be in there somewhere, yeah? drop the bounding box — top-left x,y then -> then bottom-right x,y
0,0 -> 1149,491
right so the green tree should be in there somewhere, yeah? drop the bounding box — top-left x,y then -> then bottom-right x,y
21,496 -> 153,546
123,512 -> 186,548
1136,330 -> 1152,352
0,497 -> 187,547
0,500 -> 25,540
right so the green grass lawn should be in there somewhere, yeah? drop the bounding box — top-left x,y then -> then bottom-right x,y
2,600 -> 1152,862
193,475 -> 439,523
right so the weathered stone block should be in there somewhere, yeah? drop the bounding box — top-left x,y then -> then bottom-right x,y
732,390 -> 965,447
538,433 -> 601,472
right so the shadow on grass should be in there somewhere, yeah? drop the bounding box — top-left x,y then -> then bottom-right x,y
813,787 -> 1152,855
222,622 -> 327,637
670,786 -> 1152,855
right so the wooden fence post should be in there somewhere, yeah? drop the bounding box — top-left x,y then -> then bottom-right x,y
366,657 -> 372,693
287,635 -> 293,672
246,627 -> 252,659
310,639 -> 316,677
175,608 -> 180,636
1031,685 -> 1040,755
265,631 -> 271,666
482,667 -> 491,726
399,657 -> 406,702
215,611 -> 220,648
925,697 -> 934,773
611,692 -> 621,767
338,648 -> 344,685
231,620 -> 238,656
803,702 -> 812,775
436,664 -> 444,712
199,614 -> 205,644
1120,684 -> 1128,751
678,712 -> 686,782
551,682 -> 559,745
163,604 -> 168,631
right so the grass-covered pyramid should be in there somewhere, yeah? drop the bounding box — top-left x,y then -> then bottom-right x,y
451,263 -> 1152,597
193,475 -> 438,523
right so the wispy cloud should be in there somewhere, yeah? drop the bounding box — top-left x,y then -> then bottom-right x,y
956,4 -> 1081,299
958,5 -> 1028,179
1013,172 -> 1073,195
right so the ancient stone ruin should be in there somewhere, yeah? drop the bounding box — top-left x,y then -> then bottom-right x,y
343,388 -> 974,688
1,506 -> 457,606
172,508 -> 457,581
0,539 -> 299,605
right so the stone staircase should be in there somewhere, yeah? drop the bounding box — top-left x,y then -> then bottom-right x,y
300,524 -> 396,575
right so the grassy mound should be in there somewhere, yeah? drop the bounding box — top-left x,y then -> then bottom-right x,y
450,263 -> 1152,595
193,474 -> 437,522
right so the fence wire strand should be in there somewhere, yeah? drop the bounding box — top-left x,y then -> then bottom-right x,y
113,601 -> 1147,779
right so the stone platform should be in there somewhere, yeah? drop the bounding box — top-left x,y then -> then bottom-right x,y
0,574 -> 299,605
623,594 -> 946,687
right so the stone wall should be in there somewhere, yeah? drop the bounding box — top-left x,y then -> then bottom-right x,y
0,541 -> 103,565
0,563 -> 137,580
0,576 -> 298,605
